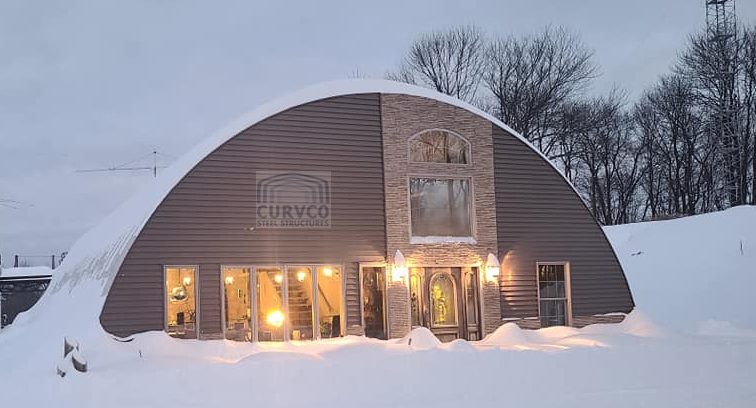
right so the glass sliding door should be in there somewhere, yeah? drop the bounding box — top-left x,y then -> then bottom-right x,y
316,266 -> 342,338
287,266 -> 314,340
256,267 -> 285,341
222,266 -> 251,341
361,266 -> 387,339
165,266 -> 198,338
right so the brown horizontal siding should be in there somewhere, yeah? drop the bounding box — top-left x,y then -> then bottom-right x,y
492,124 -> 634,321
101,94 -> 387,338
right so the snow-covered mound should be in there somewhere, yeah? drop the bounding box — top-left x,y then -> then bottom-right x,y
605,205 -> 756,332
399,327 -> 442,349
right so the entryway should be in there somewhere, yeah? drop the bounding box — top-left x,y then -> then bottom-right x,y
410,267 -> 481,342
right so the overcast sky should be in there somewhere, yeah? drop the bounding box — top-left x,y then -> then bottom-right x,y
1,0 -> 754,266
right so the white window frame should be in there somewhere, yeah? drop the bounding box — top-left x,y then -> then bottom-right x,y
163,265 -> 200,339
408,128 -> 472,166
252,265 -> 285,342
535,262 -> 573,327
407,175 -> 477,244
219,265 -> 253,341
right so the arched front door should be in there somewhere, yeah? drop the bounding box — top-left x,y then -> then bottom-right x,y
410,267 -> 481,342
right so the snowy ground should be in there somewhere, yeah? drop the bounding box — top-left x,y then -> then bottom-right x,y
1,206 -> 755,407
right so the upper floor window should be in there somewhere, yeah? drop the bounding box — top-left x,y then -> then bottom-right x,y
409,130 -> 470,164
409,178 -> 473,238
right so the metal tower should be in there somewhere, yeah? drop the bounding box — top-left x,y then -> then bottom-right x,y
705,0 -> 741,204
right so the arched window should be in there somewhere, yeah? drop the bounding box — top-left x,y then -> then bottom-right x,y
429,272 -> 457,326
409,130 -> 470,164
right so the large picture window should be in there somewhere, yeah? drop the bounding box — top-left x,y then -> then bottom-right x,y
316,265 -> 343,338
222,266 -> 251,341
409,178 -> 472,238
288,266 -> 314,340
409,130 -> 470,164
257,267 -> 285,341
165,266 -> 198,338
538,263 -> 570,327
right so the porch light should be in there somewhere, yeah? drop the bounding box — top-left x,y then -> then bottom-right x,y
391,250 -> 408,283
485,253 -> 501,283
274,273 -> 283,284
266,310 -> 284,327
224,275 -> 234,285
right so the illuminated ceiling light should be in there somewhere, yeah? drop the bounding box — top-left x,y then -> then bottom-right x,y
322,267 -> 333,278
391,250 -> 408,283
224,275 -> 234,285
274,273 -> 283,284
182,276 -> 192,286
296,270 -> 307,282
266,310 -> 284,328
485,253 -> 501,283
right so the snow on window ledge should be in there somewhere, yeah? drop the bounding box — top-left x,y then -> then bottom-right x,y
409,236 -> 477,245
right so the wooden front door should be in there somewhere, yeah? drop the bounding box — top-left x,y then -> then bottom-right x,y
410,267 -> 481,342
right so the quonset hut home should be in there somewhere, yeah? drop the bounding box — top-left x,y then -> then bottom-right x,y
47,80 -> 634,343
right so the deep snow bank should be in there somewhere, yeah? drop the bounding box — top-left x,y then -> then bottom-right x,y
605,205 -> 756,332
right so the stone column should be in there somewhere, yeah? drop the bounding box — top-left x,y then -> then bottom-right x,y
480,279 -> 503,337
386,281 -> 411,338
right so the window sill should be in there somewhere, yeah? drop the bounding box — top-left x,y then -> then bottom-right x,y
409,236 -> 477,245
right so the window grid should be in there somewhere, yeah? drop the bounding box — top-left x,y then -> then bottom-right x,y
538,264 -> 568,327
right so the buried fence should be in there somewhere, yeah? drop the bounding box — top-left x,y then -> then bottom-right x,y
0,253 -> 67,270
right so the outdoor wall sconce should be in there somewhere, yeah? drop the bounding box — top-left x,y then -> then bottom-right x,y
391,250 -> 408,283
485,253 -> 500,283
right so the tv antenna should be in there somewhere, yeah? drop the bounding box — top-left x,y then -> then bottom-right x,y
75,150 -> 172,178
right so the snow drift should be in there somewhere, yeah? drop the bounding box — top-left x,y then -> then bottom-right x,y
605,205 -> 756,332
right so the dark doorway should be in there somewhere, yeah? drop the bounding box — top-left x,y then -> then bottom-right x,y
361,266 -> 387,339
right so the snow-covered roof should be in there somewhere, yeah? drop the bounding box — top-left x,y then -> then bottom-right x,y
21,79 -> 581,335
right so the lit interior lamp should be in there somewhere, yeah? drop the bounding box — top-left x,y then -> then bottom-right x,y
274,273 -> 283,284
224,275 -> 234,285
322,267 -> 333,278
296,270 -> 307,282
392,250 -> 408,283
266,310 -> 284,327
485,253 -> 501,283
182,276 -> 192,286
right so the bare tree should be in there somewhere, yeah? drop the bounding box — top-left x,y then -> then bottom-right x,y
678,29 -> 751,206
567,93 -> 643,224
387,26 -> 485,103
741,26 -> 756,204
482,26 -> 598,156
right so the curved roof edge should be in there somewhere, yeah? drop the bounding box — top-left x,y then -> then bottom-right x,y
34,79 -> 586,331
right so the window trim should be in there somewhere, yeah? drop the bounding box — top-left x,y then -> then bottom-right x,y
285,263 -> 346,341
163,265 -> 200,339
407,175 -> 477,243
408,128 -> 472,166
252,264 -> 285,342
428,270 -> 460,329
219,265 -> 253,341
358,262 -> 389,339
535,262 -> 573,327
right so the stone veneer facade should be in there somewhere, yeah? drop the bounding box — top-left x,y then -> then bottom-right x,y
380,94 -> 502,338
